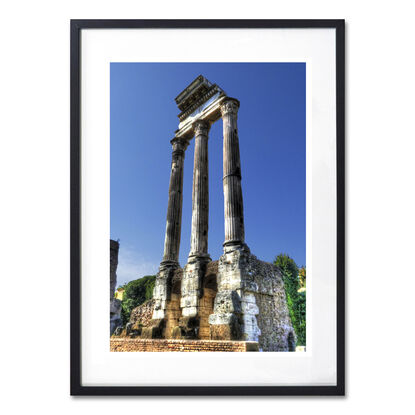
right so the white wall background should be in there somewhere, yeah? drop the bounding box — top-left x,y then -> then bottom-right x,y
0,0 -> 414,412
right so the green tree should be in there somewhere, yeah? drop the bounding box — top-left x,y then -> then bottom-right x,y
120,275 -> 156,324
274,254 -> 306,346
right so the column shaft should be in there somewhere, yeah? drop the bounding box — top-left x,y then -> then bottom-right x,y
189,120 -> 210,259
221,98 -> 245,248
180,120 -> 210,336
162,137 -> 188,265
152,138 -> 188,325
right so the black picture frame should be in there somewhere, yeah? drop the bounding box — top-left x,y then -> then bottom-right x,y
70,19 -> 345,396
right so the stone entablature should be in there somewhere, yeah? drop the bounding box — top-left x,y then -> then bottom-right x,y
175,75 -> 225,125
174,76 -> 226,140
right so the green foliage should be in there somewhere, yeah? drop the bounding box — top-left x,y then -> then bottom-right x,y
296,291 -> 306,345
120,275 -> 156,324
274,254 -> 306,346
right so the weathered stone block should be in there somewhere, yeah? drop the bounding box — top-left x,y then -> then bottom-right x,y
180,259 -> 208,318
210,316 -> 243,341
208,247 -> 294,349
179,316 -> 200,339
212,290 -> 242,314
110,298 -> 121,314
113,326 -> 123,336
152,265 -> 177,320
134,251 -> 294,350
171,326 -> 182,339
141,319 -> 165,339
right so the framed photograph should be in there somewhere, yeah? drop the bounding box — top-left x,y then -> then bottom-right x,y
71,19 -> 345,395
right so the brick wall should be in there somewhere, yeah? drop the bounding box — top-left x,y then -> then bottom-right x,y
110,338 -> 259,352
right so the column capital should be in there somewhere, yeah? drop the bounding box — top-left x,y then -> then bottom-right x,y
220,98 -> 240,117
193,119 -> 210,137
170,137 -> 189,155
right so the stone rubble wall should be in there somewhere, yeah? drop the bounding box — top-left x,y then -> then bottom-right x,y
129,298 -> 155,328
119,252 -> 293,351
242,253 -> 294,351
110,338 -> 259,352
206,260 -> 219,277
209,248 -> 294,351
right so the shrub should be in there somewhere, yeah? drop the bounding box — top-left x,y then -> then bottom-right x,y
274,254 -> 306,346
120,275 -> 156,324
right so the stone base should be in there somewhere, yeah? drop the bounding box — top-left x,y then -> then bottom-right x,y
208,246 -> 295,349
209,314 -> 243,340
141,319 -> 165,339
141,248 -> 295,350
178,316 -> 200,339
171,326 -> 182,339
152,264 -> 177,320
180,258 -> 209,318
110,338 -> 259,352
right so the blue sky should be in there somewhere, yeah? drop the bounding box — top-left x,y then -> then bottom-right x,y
110,63 -> 305,286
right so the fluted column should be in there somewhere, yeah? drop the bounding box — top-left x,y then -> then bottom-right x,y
188,120 -> 210,261
179,121 -> 211,337
221,98 -> 245,249
208,98 -> 249,341
151,137 -> 188,325
161,137 -> 188,266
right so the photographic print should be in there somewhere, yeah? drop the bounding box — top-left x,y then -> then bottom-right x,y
109,64 -> 306,353
71,20 -> 344,395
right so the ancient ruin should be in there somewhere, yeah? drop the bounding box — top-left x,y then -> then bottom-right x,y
140,76 -> 295,351
110,239 -> 122,335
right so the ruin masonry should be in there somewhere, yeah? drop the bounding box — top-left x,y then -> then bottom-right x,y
110,239 -> 122,335
143,76 -> 295,351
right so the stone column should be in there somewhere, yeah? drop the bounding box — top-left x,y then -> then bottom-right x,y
221,98 -> 245,251
151,137 -> 188,330
161,137 -> 188,266
209,98 -> 250,341
180,120 -> 211,339
189,120 -> 210,260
